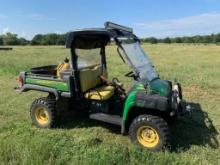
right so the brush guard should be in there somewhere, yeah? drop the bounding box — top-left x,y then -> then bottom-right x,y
170,82 -> 192,118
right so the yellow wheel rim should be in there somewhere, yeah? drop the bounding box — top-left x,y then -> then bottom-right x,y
35,107 -> 49,125
137,126 -> 159,148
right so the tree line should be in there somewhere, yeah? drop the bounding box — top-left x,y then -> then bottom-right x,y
0,33 -> 67,46
1,32 -> 220,45
142,33 -> 220,44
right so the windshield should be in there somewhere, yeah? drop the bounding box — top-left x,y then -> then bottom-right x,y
120,41 -> 158,82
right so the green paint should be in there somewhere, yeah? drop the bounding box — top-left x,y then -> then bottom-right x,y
122,83 -> 145,122
134,83 -> 145,91
122,91 -> 136,122
121,80 -> 171,126
149,78 -> 171,97
25,77 -> 69,92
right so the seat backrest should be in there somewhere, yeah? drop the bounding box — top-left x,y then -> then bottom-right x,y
79,65 -> 106,92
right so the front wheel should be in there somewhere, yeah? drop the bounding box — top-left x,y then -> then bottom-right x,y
129,114 -> 170,151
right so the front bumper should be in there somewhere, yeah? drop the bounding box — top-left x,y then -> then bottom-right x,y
170,83 -> 192,117
14,86 -> 24,93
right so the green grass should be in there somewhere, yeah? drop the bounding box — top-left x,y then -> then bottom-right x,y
0,44 -> 220,164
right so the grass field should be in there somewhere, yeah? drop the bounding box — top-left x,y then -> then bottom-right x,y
0,44 -> 220,164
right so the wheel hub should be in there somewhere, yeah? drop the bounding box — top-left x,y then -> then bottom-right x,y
137,126 -> 159,148
35,107 -> 49,125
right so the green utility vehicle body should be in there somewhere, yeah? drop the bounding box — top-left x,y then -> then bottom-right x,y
15,22 -> 190,151
26,77 -> 69,91
20,74 -> 172,133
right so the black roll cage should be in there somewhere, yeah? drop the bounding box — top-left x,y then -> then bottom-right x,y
66,22 -> 140,99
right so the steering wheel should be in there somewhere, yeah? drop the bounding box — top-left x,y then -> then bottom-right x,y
125,71 -> 135,78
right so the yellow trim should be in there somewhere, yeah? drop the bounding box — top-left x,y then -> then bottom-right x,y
84,86 -> 114,100
137,126 -> 159,148
35,107 -> 49,125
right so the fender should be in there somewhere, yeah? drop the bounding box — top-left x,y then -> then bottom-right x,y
134,91 -> 168,111
15,84 -> 60,100
121,90 -> 168,134
15,84 -> 71,100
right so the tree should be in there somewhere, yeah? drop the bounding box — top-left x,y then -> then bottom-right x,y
18,37 -> 29,45
192,35 -> 202,43
31,33 -> 66,45
201,35 -> 212,43
163,37 -> 171,44
56,34 -> 66,45
182,37 -> 194,43
2,33 -> 19,45
148,37 -> 158,44
173,37 -> 182,43
31,34 -> 43,45
42,34 -> 59,45
0,37 -> 3,45
213,33 -> 220,43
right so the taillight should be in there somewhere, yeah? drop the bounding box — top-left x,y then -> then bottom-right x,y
18,75 -> 24,87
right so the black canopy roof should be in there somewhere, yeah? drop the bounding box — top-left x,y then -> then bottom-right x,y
66,29 -> 112,49
66,22 -> 139,49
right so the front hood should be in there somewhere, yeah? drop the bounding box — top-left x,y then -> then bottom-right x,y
149,78 -> 171,97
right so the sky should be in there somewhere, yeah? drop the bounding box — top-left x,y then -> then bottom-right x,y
1,0 -> 220,39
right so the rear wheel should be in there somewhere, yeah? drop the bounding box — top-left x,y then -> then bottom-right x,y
30,98 -> 56,128
129,114 -> 170,151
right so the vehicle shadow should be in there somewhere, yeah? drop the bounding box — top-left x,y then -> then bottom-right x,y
56,101 -> 121,135
171,102 -> 219,152
59,114 -> 122,135
57,101 -> 219,151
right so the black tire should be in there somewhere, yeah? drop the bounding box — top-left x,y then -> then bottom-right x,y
47,93 -> 56,100
30,97 -> 56,128
129,114 -> 170,151
166,115 -> 177,125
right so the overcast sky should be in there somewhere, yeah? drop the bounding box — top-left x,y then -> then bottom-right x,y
1,0 -> 220,39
